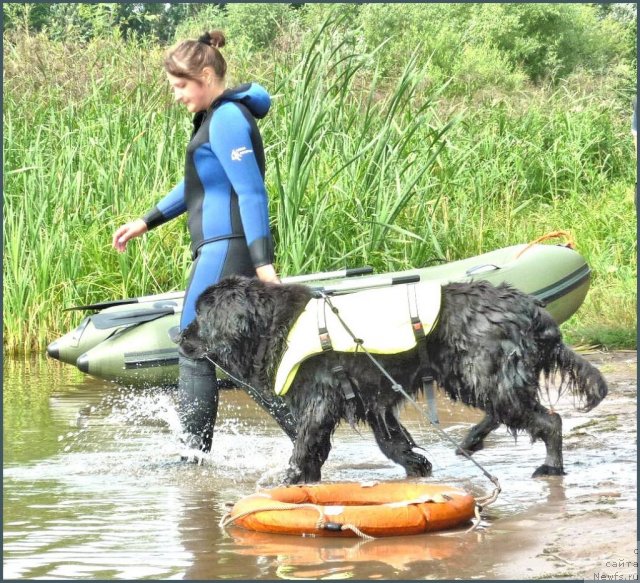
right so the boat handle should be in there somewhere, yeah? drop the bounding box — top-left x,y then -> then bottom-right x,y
466,264 -> 500,276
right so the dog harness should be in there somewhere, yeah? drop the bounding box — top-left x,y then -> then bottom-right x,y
274,282 -> 442,396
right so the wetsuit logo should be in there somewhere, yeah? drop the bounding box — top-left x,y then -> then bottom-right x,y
231,146 -> 253,161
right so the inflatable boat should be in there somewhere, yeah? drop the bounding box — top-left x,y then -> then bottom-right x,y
46,242 -> 591,387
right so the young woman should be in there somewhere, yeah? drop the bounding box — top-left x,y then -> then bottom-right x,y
112,30 -> 296,452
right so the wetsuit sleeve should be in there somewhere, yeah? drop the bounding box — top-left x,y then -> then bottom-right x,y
209,105 -> 274,268
142,180 -> 187,230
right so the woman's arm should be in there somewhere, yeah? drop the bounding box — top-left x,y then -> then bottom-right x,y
112,180 -> 187,252
141,179 -> 187,230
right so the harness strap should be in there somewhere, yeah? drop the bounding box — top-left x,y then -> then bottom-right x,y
317,298 -> 333,351
332,365 -> 356,401
407,284 -> 426,341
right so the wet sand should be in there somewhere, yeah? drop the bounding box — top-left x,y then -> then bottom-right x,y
481,351 -> 637,580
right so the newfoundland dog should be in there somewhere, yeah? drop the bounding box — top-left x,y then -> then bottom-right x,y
178,275 -> 607,484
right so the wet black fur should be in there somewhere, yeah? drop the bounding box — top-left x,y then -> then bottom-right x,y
179,276 -> 608,483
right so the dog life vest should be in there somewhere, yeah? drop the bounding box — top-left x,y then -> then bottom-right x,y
274,283 -> 442,396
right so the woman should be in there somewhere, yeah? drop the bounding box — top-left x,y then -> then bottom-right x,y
113,30 -> 296,452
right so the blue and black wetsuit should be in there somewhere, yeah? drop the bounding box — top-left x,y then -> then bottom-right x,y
142,83 -> 275,329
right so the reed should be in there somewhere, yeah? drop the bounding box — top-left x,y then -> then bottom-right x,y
3,20 -> 636,353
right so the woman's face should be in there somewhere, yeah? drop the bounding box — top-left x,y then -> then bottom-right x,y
167,73 -> 212,113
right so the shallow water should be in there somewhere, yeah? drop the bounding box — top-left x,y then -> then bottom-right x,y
3,353 -> 637,580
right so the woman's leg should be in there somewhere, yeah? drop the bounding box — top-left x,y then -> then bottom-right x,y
177,240 -> 297,449
177,242 -> 231,452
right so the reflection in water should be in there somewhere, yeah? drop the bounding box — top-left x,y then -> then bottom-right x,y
3,354 -> 637,579
225,528 -> 478,579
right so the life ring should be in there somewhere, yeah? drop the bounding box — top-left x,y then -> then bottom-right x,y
222,482 -> 477,537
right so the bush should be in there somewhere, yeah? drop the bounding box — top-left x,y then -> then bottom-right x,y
449,43 -> 527,95
470,4 -> 632,81
174,3 -> 296,53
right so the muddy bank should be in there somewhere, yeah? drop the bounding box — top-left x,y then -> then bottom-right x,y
479,351 -> 637,580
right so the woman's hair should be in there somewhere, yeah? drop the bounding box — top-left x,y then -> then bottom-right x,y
164,30 -> 227,82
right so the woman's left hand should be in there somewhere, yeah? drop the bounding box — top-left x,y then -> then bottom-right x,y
256,264 -> 281,284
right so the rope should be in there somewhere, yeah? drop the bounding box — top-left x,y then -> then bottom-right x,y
338,523 -> 375,540
208,288 -> 503,531
465,504 -> 484,533
219,501 -> 324,529
476,487 -> 501,508
219,499 -> 376,539
515,230 -> 576,259
202,354 -> 298,438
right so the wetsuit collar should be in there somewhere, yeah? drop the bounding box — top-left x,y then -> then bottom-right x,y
191,87 -> 243,135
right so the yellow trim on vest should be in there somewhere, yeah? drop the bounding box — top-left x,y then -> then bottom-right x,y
274,283 -> 442,396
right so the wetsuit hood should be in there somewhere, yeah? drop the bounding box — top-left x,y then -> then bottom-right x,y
210,83 -> 271,119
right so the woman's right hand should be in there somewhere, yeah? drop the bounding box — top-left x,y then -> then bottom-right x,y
112,218 -> 148,252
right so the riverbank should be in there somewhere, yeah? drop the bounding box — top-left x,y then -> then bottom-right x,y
3,350 -> 636,579
480,351 -> 637,580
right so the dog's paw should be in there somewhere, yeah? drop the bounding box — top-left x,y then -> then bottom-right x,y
404,448 -> 433,477
455,439 -> 486,455
281,465 -> 304,486
532,464 -> 566,478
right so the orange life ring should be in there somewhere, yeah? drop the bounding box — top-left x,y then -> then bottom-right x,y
224,482 -> 476,537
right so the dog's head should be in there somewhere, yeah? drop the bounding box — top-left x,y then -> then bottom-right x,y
177,275 -> 313,378
177,276 -> 264,363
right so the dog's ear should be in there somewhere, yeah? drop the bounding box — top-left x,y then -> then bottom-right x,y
177,320 -> 208,359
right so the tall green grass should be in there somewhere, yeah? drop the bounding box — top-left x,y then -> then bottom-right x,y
269,19 -> 455,274
3,19 -> 636,353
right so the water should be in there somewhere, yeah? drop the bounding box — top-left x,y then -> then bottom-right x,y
3,353 -> 637,580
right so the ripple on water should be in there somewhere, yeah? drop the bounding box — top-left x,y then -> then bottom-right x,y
4,355 -> 637,579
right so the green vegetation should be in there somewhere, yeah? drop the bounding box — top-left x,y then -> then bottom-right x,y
3,4 -> 637,352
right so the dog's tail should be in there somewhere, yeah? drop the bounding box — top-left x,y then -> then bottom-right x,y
547,342 -> 608,412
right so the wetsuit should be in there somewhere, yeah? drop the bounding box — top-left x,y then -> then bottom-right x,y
139,83 -> 296,451
142,83 -> 275,329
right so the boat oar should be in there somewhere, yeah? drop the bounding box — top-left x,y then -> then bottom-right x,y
90,306 -> 177,330
84,272 -> 406,330
283,266 -> 373,284
64,291 -> 185,312
312,274 -> 421,296
64,267 -> 374,311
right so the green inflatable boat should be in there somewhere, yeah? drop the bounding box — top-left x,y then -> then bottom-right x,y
46,242 -> 591,387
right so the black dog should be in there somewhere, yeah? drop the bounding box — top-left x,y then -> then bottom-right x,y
179,276 -> 607,484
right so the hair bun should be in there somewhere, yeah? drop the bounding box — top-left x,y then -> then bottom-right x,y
198,30 -> 226,49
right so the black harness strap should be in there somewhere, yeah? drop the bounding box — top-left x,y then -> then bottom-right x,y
332,365 -> 357,401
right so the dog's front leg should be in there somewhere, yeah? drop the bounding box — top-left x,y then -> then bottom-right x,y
282,409 -> 336,485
